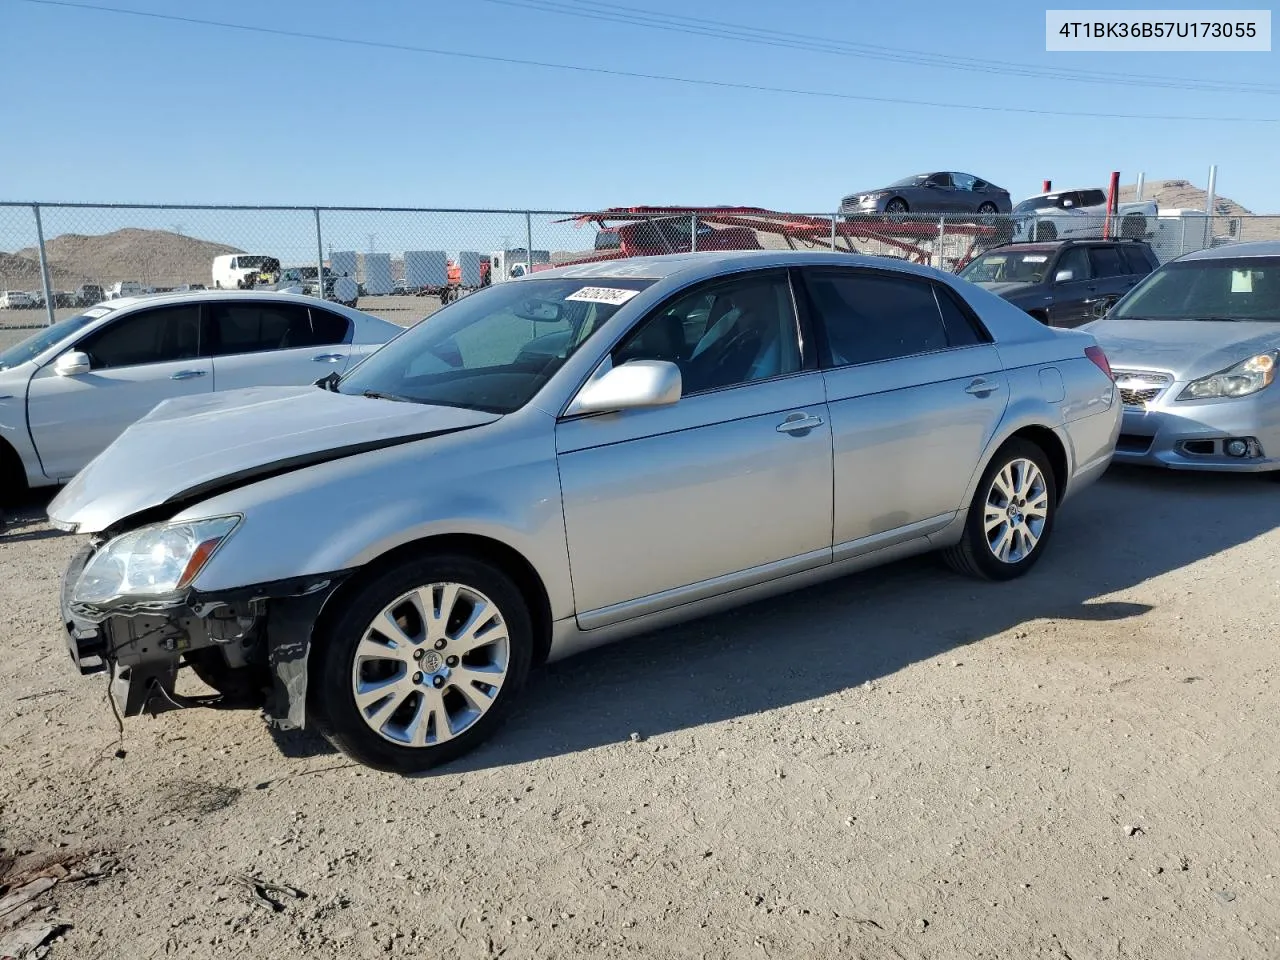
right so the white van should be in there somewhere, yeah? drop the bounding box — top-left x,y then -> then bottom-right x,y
212,254 -> 277,290
105,281 -> 144,300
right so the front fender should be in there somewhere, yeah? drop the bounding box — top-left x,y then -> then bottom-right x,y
178,413 -> 575,620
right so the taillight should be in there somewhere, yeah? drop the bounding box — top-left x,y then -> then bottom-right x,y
1085,345 -> 1113,381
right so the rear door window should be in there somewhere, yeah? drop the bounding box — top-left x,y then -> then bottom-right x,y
1089,246 -> 1127,279
802,269 -> 953,367
206,301 -> 314,355
306,307 -> 352,345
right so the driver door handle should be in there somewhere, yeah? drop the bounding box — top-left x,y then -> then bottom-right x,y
965,378 -> 1001,396
312,353 -> 346,363
170,369 -> 207,381
776,413 -> 825,434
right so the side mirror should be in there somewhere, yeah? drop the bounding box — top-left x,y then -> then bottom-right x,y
54,350 -> 91,376
569,360 -> 682,415
1053,269 -> 1074,283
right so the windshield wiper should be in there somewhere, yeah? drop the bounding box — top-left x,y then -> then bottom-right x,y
362,389 -> 416,403
1184,316 -> 1244,322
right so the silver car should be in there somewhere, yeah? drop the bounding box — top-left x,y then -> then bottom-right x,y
48,251 -> 1120,773
1084,241 -> 1280,472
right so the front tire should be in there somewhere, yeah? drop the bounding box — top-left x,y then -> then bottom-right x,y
943,438 -> 1058,581
312,554 -> 533,773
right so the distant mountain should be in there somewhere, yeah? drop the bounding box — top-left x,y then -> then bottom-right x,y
0,251 -> 80,291
1116,178 -> 1260,217
15,228 -> 244,288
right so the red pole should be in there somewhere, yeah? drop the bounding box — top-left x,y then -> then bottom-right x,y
1042,180 -> 1052,193
1103,170 -> 1120,239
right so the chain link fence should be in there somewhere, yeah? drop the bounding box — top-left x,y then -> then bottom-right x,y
2,202 -> 1277,329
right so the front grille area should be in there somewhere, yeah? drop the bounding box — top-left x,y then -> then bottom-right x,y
1113,369 -> 1173,408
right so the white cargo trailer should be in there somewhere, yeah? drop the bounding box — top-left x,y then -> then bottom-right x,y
362,253 -> 393,295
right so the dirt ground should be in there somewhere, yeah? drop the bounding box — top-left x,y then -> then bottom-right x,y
2,464 -> 1279,960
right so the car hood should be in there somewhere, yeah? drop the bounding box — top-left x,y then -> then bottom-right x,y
1083,317 -> 1280,380
47,385 -> 501,534
971,280 -> 1035,298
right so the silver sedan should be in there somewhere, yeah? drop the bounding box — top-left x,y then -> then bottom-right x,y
48,251 -> 1121,773
1084,241 -> 1280,472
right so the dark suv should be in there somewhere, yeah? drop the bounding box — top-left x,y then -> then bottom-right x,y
957,239 -> 1158,328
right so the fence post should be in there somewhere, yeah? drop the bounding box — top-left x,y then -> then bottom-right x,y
525,212 -> 534,273
32,204 -> 55,327
936,216 -> 946,269
830,213 -> 837,251
313,208 -> 325,301
690,212 -> 698,252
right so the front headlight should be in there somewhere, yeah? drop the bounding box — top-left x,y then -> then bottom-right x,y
1178,353 -> 1276,401
74,516 -> 240,606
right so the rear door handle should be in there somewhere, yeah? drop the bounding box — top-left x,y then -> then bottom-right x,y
965,378 -> 1001,396
776,413 -> 825,434
170,369 -> 207,380
312,353 -> 346,363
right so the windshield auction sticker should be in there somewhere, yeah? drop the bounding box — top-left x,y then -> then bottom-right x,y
566,286 -> 641,305
1045,10 -> 1271,50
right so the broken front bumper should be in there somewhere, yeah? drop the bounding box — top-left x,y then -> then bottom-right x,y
58,542 -> 348,729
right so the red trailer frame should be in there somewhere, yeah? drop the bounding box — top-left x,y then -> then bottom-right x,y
549,206 -> 1001,271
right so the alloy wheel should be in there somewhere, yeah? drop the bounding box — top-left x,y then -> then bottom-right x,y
350,582 -> 510,747
983,458 -> 1049,564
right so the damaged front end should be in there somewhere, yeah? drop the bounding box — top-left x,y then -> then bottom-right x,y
60,535 -> 346,730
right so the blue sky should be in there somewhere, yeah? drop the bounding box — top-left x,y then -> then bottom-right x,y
2,0 -> 1277,219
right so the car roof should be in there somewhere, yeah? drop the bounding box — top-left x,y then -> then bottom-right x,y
1023,187 -> 1103,199
1179,240 -> 1280,261
526,249 -> 947,283
102,289 -> 361,311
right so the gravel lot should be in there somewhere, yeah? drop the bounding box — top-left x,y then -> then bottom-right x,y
2,462 -> 1279,959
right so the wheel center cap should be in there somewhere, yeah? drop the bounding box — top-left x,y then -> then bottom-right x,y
421,650 -> 443,672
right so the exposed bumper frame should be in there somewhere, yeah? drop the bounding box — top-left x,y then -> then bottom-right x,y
59,542 -> 349,729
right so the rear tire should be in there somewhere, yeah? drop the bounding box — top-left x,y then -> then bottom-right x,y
1032,221 -> 1058,242
312,554 -> 533,773
943,438 -> 1058,581
1121,213 -> 1147,239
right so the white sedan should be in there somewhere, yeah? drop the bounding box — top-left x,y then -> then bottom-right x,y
0,290 -> 403,495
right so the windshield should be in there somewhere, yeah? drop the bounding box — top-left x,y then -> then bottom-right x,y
888,174 -> 929,188
1109,256 -> 1280,322
959,251 -> 1052,284
1013,196 -> 1063,213
336,277 -> 655,413
0,310 -> 107,370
